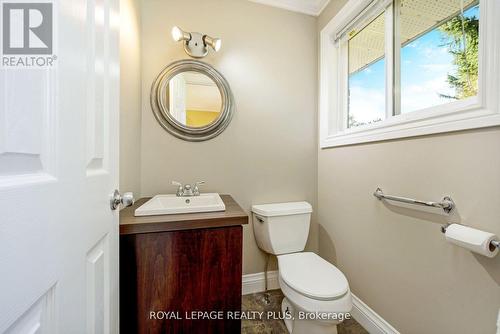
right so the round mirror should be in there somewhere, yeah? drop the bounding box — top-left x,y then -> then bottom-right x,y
151,60 -> 234,141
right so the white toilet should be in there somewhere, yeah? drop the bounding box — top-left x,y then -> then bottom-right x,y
252,202 -> 352,334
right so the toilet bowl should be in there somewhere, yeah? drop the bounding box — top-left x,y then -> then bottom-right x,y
278,252 -> 352,334
252,202 -> 352,334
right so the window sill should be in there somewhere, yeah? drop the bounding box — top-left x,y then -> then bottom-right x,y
320,99 -> 500,148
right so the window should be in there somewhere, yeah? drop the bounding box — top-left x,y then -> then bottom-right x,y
348,13 -> 386,128
320,0 -> 500,148
400,1 -> 479,114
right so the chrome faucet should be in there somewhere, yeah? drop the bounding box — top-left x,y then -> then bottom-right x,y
172,181 -> 205,197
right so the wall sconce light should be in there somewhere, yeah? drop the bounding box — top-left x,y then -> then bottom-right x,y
171,26 -> 222,58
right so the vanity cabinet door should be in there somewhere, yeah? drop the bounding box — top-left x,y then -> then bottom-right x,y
120,226 -> 243,334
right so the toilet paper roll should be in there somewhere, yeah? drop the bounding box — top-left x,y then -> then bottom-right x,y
445,224 -> 499,258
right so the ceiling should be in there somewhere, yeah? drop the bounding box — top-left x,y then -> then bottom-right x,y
247,0 -> 331,16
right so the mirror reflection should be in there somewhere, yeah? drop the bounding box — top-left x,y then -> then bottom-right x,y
167,71 -> 222,128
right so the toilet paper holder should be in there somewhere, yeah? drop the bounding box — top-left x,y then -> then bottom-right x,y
441,223 -> 500,250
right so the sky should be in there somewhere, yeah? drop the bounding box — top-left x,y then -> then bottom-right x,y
348,5 -> 479,127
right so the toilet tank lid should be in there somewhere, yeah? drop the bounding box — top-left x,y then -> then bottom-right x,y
251,201 -> 312,217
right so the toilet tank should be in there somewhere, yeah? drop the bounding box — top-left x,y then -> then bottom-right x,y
251,202 -> 312,255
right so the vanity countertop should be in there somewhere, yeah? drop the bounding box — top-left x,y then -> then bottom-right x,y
119,194 -> 248,235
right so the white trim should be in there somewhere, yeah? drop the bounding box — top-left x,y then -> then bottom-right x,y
242,271 -> 400,333
247,0 -> 330,16
317,0 -> 332,15
320,0 -> 500,148
242,270 -> 279,295
351,294 -> 400,334
385,2 -> 395,120
496,309 -> 500,334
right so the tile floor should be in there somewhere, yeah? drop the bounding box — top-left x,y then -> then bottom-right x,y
241,289 -> 368,334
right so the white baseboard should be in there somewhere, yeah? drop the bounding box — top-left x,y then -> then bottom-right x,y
242,271 -> 400,334
242,270 -> 279,295
496,309 -> 500,334
351,294 -> 400,334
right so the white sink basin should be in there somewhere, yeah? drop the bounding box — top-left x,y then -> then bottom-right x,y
134,193 -> 225,216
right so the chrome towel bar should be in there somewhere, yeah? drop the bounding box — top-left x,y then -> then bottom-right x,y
373,188 -> 455,214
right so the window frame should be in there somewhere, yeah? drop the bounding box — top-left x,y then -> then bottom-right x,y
319,0 -> 500,148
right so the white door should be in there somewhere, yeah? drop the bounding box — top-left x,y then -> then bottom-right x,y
169,74 -> 187,124
0,0 -> 121,333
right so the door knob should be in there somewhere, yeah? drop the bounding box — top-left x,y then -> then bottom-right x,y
110,190 -> 135,210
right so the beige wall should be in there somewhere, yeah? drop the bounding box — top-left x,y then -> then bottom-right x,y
139,0 -> 318,274
318,2 -> 500,333
120,0 -> 142,196
317,0 -> 348,30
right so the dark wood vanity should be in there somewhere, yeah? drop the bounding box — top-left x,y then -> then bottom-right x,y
119,195 -> 248,334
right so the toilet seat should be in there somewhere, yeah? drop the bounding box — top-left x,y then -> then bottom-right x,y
277,252 -> 353,317
278,252 -> 349,301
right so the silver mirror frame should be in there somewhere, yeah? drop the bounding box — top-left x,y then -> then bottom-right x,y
150,59 -> 235,142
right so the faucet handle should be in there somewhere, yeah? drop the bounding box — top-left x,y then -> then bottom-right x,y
193,181 -> 205,195
172,181 -> 184,196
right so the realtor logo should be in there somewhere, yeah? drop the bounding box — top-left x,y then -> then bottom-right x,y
2,1 -> 56,67
3,3 -> 52,54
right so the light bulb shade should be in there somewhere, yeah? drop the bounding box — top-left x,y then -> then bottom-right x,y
213,39 -> 222,52
204,35 -> 222,52
171,26 -> 190,42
